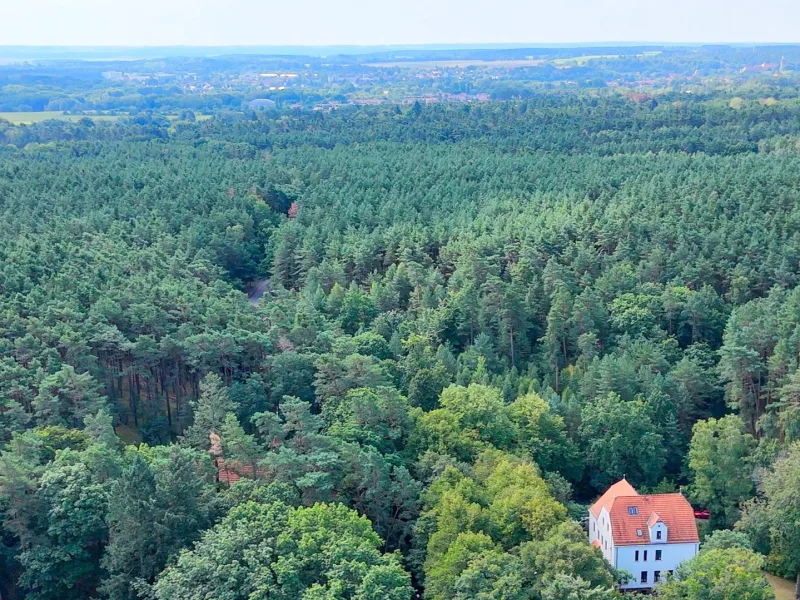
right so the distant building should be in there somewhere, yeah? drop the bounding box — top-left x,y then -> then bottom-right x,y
248,98 -> 276,110
589,479 -> 699,591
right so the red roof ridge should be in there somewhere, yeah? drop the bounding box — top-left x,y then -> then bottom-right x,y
642,492 -> 685,498
215,457 -> 267,485
603,490 -> 699,546
589,479 -> 639,517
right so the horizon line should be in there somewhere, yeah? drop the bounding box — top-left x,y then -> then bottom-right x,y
2,41 -> 800,49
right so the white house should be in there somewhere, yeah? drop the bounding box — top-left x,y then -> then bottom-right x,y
588,479 -> 699,590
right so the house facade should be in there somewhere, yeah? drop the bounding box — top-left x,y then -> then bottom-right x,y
588,479 -> 699,590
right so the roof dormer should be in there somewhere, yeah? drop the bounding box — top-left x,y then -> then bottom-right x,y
590,482 -> 699,546
648,512 -> 667,544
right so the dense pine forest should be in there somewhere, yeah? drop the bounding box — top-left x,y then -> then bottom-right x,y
2,92 -> 800,599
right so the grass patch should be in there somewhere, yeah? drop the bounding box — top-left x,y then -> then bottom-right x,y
552,54 -> 621,66
115,424 -> 143,446
552,51 -> 662,66
0,111 -> 121,125
167,114 -> 213,122
368,53 -> 661,69
0,111 -> 210,126
765,572 -> 795,600
729,97 -> 745,110
367,59 -> 545,69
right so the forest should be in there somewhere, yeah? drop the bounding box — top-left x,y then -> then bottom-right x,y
1,89 -> 800,599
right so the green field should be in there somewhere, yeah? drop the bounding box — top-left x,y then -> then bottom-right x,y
765,573 -> 795,600
167,113 -> 213,122
368,52 -> 663,69
0,112 -> 212,125
552,50 -> 662,66
0,111 -> 121,125
552,54 -> 621,66
367,59 -> 545,69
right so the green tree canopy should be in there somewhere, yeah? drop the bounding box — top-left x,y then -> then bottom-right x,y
688,415 -> 755,530
654,548 -> 774,600
152,501 -> 412,600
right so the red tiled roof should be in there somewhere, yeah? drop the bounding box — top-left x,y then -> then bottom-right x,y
215,457 -> 266,486
608,493 -> 699,546
217,466 -> 241,485
589,478 -> 639,517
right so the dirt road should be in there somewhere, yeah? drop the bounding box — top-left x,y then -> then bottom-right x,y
247,279 -> 271,305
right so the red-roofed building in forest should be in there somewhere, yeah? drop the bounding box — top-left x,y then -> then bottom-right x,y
588,479 -> 699,590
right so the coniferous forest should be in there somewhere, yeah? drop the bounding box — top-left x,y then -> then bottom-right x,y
2,88 -> 800,599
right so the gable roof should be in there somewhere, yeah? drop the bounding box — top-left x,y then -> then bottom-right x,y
589,478 -> 639,517
609,493 -> 699,546
591,480 -> 699,546
215,457 -> 266,486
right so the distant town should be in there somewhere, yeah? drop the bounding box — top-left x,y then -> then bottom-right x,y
1,44 -> 798,120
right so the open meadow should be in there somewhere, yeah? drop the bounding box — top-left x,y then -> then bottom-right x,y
0,111 -> 121,125
367,58 -> 545,68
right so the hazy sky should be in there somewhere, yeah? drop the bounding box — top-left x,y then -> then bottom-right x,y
1,0 -> 798,47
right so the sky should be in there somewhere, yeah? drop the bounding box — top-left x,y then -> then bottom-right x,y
1,0 -> 798,47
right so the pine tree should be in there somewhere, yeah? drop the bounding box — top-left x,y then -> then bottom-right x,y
181,373 -> 237,450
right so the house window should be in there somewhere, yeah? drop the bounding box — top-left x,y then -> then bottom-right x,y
628,506 -> 639,515
656,530 -> 662,540
592,522 -> 595,532
635,550 -> 639,561
643,550 -> 648,561
668,570 -> 674,577
654,570 -> 661,582
641,571 -> 648,584
636,528 -> 643,537
655,550 -> 662,561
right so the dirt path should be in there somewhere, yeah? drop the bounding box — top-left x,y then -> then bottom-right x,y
765,572 -> 795,600
247,279 -> 271,305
